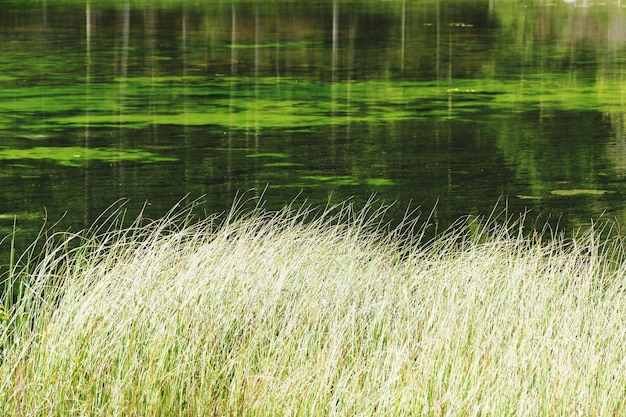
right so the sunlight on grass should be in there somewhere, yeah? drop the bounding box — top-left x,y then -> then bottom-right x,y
1,197 -> 626,415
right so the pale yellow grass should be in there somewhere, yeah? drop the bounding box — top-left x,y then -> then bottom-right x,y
0,198 -> 625,416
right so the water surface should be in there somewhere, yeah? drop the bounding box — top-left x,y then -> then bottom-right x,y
2,0 -> 626,259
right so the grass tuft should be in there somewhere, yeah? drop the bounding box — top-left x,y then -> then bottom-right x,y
1,197 -> 626,415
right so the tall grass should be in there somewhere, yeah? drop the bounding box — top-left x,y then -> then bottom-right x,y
1,197 -> 626,416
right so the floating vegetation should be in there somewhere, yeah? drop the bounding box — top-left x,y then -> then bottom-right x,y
114,76 -> 206,84
0,147 -> 178,167
228,41 -> 320,49
263,162 -> 303,168
245,153 -> 292,159
5,73 -> 626,133
449,22 -> 475,27
364,178 -> 396,186
288,175 -> 396,188
550,189 -> 614,196
299,175 -> 360,186
516,194 -> 542,200
0,211 -> 44,221
16,134 -> 49,140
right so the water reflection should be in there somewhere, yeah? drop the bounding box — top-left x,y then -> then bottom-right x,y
3,0 -> 626,261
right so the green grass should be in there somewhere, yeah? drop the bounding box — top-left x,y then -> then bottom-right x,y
1,198 -> 626,415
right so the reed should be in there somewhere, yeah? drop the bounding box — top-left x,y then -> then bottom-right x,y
1,197 -> 625,416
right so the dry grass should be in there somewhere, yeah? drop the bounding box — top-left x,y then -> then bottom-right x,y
1,197 -> 626,416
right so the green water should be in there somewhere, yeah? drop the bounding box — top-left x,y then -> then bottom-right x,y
2,0 -> 626,260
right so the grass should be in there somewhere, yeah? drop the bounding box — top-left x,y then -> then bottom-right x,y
1,196 -> 626,416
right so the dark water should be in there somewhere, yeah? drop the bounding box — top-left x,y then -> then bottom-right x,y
2,0 -> 626,260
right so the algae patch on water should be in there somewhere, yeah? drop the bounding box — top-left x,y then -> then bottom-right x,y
550,189 -> 614,196
0,146 -> 178,167
245,153 -> 292,159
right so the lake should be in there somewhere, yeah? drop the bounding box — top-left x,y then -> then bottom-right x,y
2,0 -> 626,260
